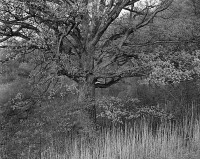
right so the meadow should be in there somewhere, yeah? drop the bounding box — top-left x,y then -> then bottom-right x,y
1,100 -> 200,159
32,117 -> 200,159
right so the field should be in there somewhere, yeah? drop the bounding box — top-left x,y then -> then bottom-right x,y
1,102 -> 200,159
32,118 -> 200,159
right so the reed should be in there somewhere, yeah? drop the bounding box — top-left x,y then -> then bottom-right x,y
38,118 -> 200,159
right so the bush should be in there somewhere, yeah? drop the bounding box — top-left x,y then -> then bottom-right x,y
96,96 -> 174,128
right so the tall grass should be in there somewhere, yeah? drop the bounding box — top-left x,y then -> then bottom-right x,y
33,118 -> 200,159
1,103 -> 200,159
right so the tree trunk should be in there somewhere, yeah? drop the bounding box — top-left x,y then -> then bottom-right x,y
77,75 -> 97,133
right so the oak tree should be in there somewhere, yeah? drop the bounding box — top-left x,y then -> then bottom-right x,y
0,0 -> 174,128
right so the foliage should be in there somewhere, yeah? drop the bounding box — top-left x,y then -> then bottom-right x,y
134,48 -> 200,85
0,0 -> 175,89
96,96 -> 174,125
97,97 -> 139,124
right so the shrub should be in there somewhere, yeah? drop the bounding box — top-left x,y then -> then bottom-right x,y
96,96 -> 174,128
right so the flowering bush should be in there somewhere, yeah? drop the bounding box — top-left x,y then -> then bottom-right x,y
96,96 -> 173,124
96,96 -> 137,124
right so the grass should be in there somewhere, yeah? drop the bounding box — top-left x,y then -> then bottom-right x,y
1,104 -> 200,159
25,117 -> 200,159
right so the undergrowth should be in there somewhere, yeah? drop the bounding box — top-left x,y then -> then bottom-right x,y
6,117 -> 199,159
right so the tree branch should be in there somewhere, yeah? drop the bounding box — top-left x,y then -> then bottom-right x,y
91,0 -> 139,46
0,15 -> 33,25
100,0 -> 174,49
118,0 -> 173,50
0,36 -> 10,43
57,69 -> 85,83
100,28 -> 128,48
94,67 -> 148,88
95,67 -> 147,79
95,0 -> 174,70
95,77 -> 121,88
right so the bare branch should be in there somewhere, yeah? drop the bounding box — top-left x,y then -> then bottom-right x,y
100,0 -> 173,50
57,23 -> 75,56
94,49 -> 139,72
100,28 -> 128,48
0,36 -> 10,43
118,0 -> 173,50
0,15 -> 33,25
95,0 -> 174,70
91,0 -> 139,46
135,0 -> 173,29
0,25 -> 32,42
